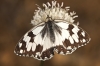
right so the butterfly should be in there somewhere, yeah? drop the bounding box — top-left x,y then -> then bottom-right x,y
14,1 -> 91,61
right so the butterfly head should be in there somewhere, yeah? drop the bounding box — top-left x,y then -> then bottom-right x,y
45,15 -> 54,23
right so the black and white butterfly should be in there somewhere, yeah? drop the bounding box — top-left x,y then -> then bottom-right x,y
14,1 -> 91,61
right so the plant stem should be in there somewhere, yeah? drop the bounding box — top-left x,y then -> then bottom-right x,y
40,61 -> 44,66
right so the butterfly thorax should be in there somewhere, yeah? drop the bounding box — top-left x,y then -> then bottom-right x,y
41,20 -> 61,43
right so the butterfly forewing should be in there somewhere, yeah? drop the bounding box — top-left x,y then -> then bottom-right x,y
14,23 -> 55,61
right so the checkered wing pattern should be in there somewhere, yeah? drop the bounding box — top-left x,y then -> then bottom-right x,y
14,21 -> 90,61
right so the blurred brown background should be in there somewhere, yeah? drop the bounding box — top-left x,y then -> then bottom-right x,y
0,0 -> 100,66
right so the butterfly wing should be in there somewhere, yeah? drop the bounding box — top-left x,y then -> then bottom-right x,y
14,21 -> 90,61
14,23 -> 55,61
54,22 -> 91,55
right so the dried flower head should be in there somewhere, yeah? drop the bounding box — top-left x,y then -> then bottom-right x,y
31,1 -> 78,26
